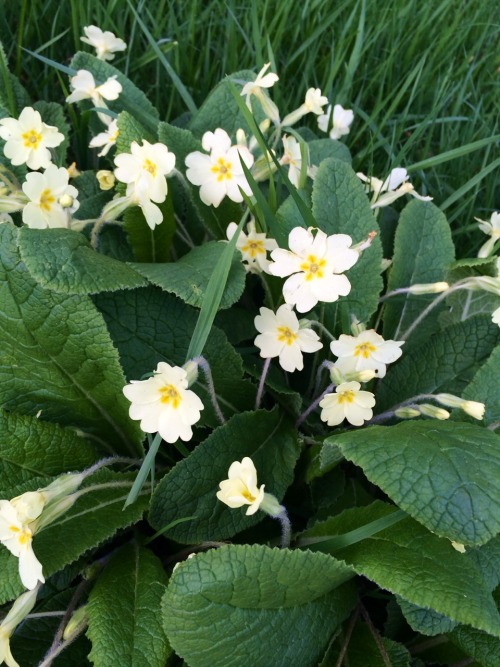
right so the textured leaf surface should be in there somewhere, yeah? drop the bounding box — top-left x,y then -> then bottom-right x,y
321,421 -> 500,545
149,409 -> 300,542
123,197 -> 175,263
461,346 -> 500,427
87,543 -> 170,667
162,545 -> 355,667
0,471 -> 148,604
308,138 -> 351,166
302,502 -> 500,637
131,241 -> 245,310
0,224 -> 142,455
0,410 -> 96,495
18,228 -> 147,294
343,624 -> 411,667
449,624 -> 500,667
95,289 -> 254,426
312,158 -> 383,323
376,315 -> 499,412
398,598 -> 457,635
383,200 -> 455,343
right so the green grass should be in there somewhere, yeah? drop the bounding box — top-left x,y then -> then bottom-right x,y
0,0 -> 498,253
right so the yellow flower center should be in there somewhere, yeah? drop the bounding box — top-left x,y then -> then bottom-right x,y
159,384 -> 182,408
110,130 -> 119,142
354,342 -> 377,359
39,189 -> 55,212
22,129 -> 43,149
277,326 -> 298,346
337,390 -> 356,404
144,159 -> 157,177
300,255 -> 326,281
17,529 -> 32,546
241,239 -> 265,258
211,157 -> 233,181
241,487 -> 257,502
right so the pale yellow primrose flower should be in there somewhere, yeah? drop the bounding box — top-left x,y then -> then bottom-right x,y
240,63 -> 280,124
269,226 -> 359,313
226,220 -> 278,274
317,104 -> 354,140
330,329 -> 404,379
279,135 -> 304,187
123,362 -> 204,443
320,381 -> 376,427
357,168 -> 432,208
81,25 -> 127,61
114,140 -> 176,229
254,305 -> 323,372
475,211 -> 500,258
435,393 -> 485,420
66,70 -> 122,124
96,170 -> 116,191
281,87 -> 329,126
22,164 -> 79,229
0,107 -> 64,171
89,118 -> 119,157
216,457 -> 265,515
185,128 -> 254,208
0,586 -> 40,667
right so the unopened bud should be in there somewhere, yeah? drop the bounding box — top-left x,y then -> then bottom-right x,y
462,276 -> 500,296
59,194 -> 74,208
183,359 -> 199,387
100,194 -> 133,222
42,472 -> 85,503
63,605 -> 88,641
236,129 -> 247,146
259,118 -> 271,134
32,495 -> 77,532
0,195 -> 25,213
67,162 -> 81,179
435,393 -> 485,420
0,587 -> 40,636
348,369 -> 377,382
408,282 -> 449,295
329,366 -> 345,386
350,319 -> 366,336
252,151 -> 278,182
96,170 -> 116,191
395,407 -> 421,419
259,492 -> 282,517
418,404 -> 450,420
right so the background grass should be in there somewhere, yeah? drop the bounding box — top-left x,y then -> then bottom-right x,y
0,0 -> 498,254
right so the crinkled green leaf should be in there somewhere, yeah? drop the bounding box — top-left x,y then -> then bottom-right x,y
0,410 -> 96,495
312,158 -> 383,323
342,623 -> 411,667
158,121 -> 200,166
18,228 -> 147,294
94,289 -> 254,427
398,598 -> 457,636
321,421 -> 500,545
461,346 -> 500,427
149,408 -> 300,542
87,543 -> 171,667
131,241 -> 245,310
383,200 -> 455,344
123,195 -> 175,263
162,544 -> 356,667
0,223 -> 143,455
302,502 -> 500,637
116,110 -> 156,153
308,138 -> 351,166
449,624 -> 500,667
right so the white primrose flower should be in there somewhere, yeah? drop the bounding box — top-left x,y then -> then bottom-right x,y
269,226 -> 359,313
22,164 -> 80,228
122,361 -> 204,443
81,25 -> 127,61
330,329 -> 404,379
280,135 -> 304,187
281,87 -> 329,126
66,70 -> 122,124
240,63 -> 280,124
319,381 -> 376,427
0,587 -> 40,667
357,168 -> 432,209
317,104 -> 354,140
89,118 -> 119,157
475,211 -> 500,258
114,140 -> 176,229
254,305 -> 323,372
0,106 -> 65,170
216,457 -> 265,516
226,220 -> 278,273
185,128 -> 254,208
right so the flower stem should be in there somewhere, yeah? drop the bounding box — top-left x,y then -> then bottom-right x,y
398,284 -> 463,340
296,382 -> 335,429
255,357 -> 271,409
274,507 -> 292,548
193,355 -> 225,424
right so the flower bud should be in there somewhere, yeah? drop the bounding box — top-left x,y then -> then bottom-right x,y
259,492 -> 283,517
236,129 -> 247,146
460,276 -> 500,296
435,393 -> 485,420
31,495 -> 77,532
67,162 -> 81,179
182,359 -> 199,387
0,195 -> 25,213
329,366 -> 345,386
42,472 -> 85,503
348,369 -> 377,382
395,407 -> 421,419
63,605 -> 88,641
96,169 -> 116,191
100,194 -> 133,221
418,404 -> 450,420
59,194 -> 74,208
408,282 -> 449,294
0,586 -> 39,636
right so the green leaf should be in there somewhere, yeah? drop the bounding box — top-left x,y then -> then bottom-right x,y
0,410 -> 96,496
70,52 -> 159,135
312,158 -> 383,323
321,421 -> 500,545
0,471 -> 148,605
376,315 -> 499,413
342,624 -> 411,667
383,200 -> 455,343
302,501 -> 500,637
123,195 -> 175,263
131,241 -> 246,310
162,544 -> 356,667
449,624 -> 500,667
461,346 -> 500,427
94,289 -> 254,427
308,138 -> 351,166
398,598 -> 457,636
87,543 -> 171,667
33,100 -> 69,166
72,171 -> 110,221
149,408 -> 300,542
158,121 -> 200,166
0,224 -> 143,455
18,228 -> 147,294
116,110 -> 156,152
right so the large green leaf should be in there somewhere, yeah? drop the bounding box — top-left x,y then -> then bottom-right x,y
149,408 -> 300,542
398,598 -> 457,636
87,543 -> 171,667
0,471 -> 148,605
301,502 -> 500,637
321,421 -> 500,545
94,289 -> 255,427
123,196 -> 175,263
449,624 -> 500,667
376,315 -> 499,413
18,228 -> 147,294
341,624 -> 411,667
0,410 -> 96,496
383,200 -> 455,344
162,545 -> 356,667
308,138 -> 351,167
131,241 -> 246,310
312,158 -> 383,323
461,346 -> 500,427
0,223 -> 143,455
